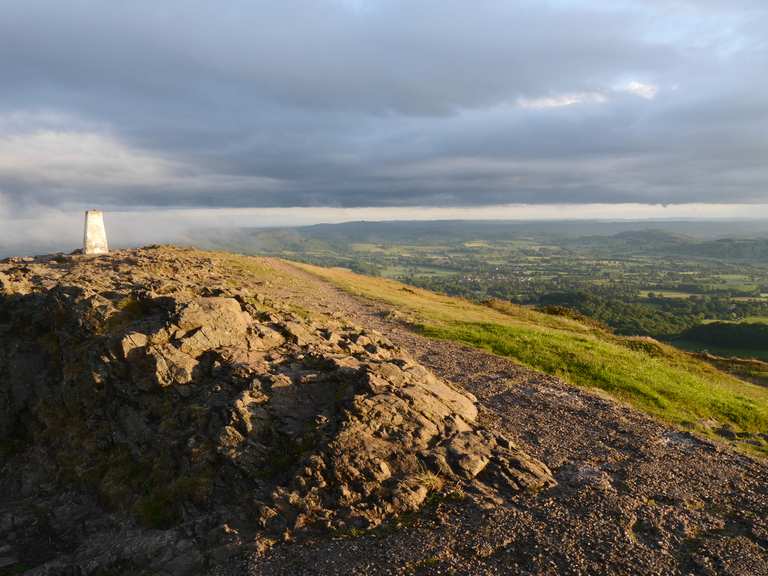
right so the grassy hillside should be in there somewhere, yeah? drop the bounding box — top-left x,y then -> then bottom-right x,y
296,262 -> 768,456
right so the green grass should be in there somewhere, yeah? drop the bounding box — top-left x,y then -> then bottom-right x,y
423,323 -> 766,430
639,290 -> 694,299
744,316 -> 768,324
296,263 -> 768,456
681,351 -> 768,388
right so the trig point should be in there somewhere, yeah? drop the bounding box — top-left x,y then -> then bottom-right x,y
83,210 -> 109,255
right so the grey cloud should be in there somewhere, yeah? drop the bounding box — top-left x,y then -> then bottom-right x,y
0,1 -> 666,112
0,0 -> 766,211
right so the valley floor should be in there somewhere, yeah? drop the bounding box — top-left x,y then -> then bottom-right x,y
233,259 -> 768,576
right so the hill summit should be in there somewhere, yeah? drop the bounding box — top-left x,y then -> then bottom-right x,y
0,246 -> 553,574
2,246 -> 767,575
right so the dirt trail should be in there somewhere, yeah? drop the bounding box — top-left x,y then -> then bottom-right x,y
241,259 -> 768,576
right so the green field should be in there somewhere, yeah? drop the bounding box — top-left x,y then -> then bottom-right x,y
639,290 -> 694,299
298,262 -> 768,456
673,340 -> 768,362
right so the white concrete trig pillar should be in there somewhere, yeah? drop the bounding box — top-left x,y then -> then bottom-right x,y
83,210 -> 109,255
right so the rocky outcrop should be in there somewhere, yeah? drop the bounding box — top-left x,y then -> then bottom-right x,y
0,247 -> 554,574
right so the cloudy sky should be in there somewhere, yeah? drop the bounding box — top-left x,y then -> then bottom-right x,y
1,0 -> 767,250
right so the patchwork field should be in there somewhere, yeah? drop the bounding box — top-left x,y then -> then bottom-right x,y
193,220 -> 768,365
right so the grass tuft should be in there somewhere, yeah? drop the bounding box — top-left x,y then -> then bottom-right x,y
413,467 -> 445,493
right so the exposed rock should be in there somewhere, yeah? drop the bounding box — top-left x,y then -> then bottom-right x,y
0,246 -> 554,574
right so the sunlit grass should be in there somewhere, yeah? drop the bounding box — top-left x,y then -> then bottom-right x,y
297,262 -> 768,456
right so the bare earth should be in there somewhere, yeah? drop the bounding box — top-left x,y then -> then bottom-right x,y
236,259 -> 768,576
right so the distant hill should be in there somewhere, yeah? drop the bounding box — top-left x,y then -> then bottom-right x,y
574,229 -> 768,260
192,219 -> 768,262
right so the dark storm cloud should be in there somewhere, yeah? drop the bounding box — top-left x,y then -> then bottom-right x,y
0,0 -> 766,210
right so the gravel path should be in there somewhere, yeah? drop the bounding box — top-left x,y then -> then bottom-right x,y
237,259 -> 768,576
